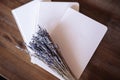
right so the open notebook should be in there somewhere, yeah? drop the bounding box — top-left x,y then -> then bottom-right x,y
12,0 -> 107,80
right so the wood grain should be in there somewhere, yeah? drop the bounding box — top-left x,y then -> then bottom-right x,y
0,0 -> 120,80
0,0 -> 58,80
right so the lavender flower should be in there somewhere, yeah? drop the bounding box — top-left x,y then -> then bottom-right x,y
28,26 -> 76,80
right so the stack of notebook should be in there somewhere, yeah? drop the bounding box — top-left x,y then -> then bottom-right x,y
12,0 -> 107,80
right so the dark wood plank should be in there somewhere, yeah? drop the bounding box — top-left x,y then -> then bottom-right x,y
0,0 -> 30,9
0,0 -> 59,80
80,19 -> 120,80
54,0 -> 120,80
0,37 -> 58,80
78,1 -> 120,80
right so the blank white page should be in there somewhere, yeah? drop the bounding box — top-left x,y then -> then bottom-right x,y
49,8 -> 108,79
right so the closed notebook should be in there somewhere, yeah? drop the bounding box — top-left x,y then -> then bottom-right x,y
44,8 -> 107,79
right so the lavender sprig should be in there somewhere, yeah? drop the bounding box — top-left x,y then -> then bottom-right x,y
28,26 -> 76,80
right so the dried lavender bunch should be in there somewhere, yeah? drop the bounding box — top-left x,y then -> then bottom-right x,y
28,26 -> 76,80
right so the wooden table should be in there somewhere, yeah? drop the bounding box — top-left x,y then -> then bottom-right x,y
0,0 -> 120,80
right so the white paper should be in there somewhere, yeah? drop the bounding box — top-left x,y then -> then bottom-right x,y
37,2 -> 79,33
48,8 -> 107,79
